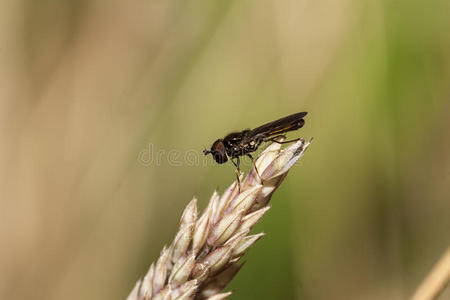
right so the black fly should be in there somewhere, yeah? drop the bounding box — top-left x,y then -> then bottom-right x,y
203,112 -> 307,188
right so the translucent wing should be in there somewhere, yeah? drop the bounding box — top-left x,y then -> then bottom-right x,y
247,112 -> 307,138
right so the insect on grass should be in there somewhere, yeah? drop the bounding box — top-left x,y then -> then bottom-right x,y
203,112 -> 308,189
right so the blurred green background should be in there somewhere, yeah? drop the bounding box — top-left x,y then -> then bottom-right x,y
1,0 -> 449,299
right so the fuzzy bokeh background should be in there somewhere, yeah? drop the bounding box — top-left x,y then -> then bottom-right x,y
1,1 -> 449,299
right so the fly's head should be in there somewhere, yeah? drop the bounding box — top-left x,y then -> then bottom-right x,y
204,139 -> 228,164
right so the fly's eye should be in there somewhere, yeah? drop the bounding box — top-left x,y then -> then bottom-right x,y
213,151 -> 227,164
211,139 -> 228,164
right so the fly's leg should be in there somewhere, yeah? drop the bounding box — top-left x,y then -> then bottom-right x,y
231,157 -> 242,192
247,154 -> 263,184
263,134 -> 286,143
265,134 -> 301,144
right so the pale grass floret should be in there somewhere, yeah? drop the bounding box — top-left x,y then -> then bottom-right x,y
128,138 -> 312,300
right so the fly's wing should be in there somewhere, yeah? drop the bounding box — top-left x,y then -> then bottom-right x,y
247,112 -> 307,138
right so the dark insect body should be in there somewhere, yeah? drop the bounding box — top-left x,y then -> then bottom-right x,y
203,112 -> 308,187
